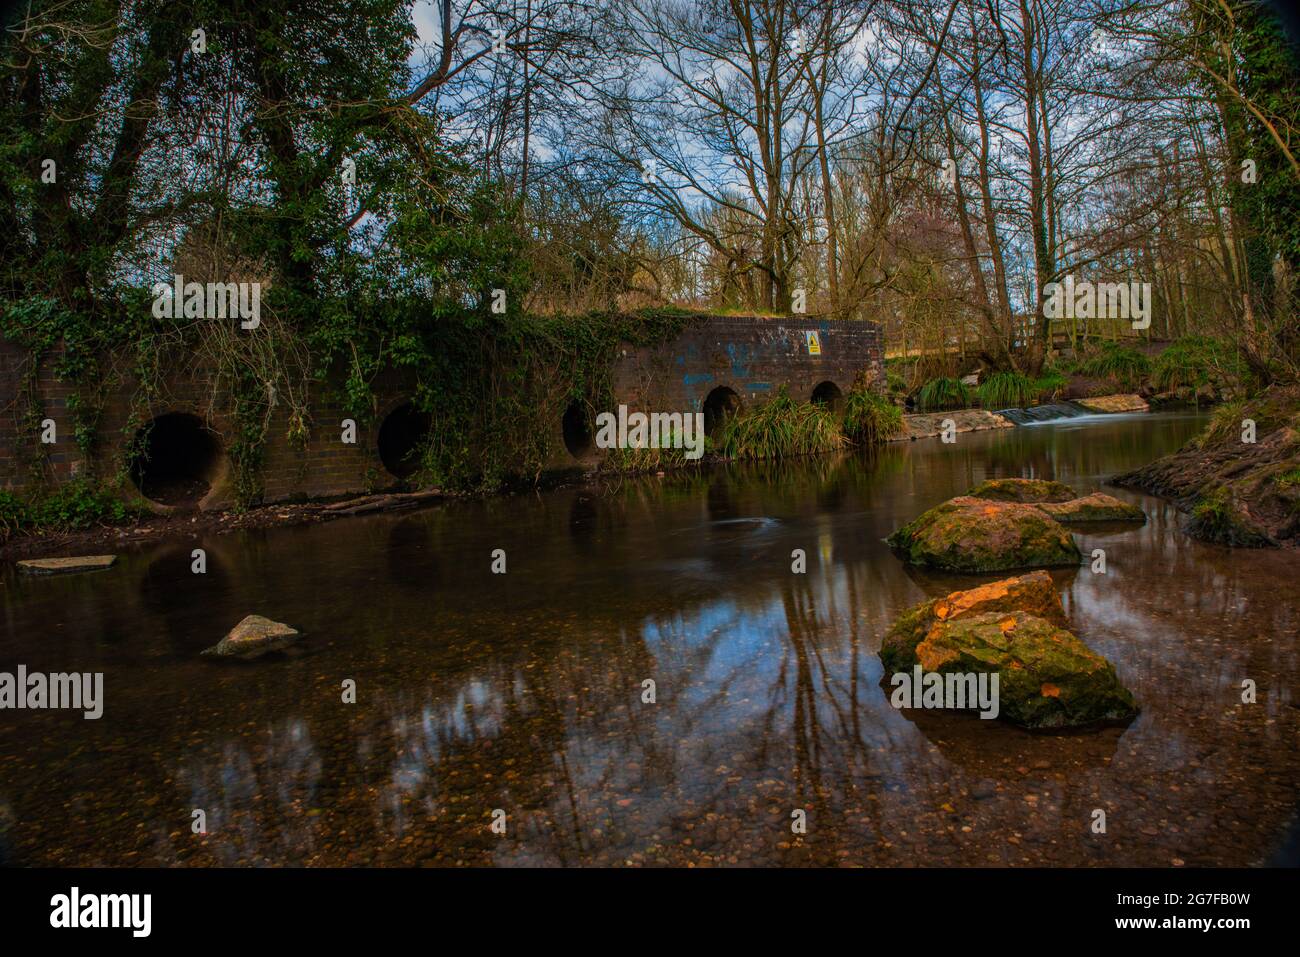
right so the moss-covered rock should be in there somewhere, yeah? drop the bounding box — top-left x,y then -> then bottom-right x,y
966,479 -> 1145,522
881,571 -> 1069,671
906,611 -> 1138,729
886,496 -> 1081,572
967,477 -> 1076,504
880,573 -> 1137,729
1036,492 -> 1146,524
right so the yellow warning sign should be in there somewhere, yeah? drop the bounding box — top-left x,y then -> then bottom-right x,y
806,330 -> 821,355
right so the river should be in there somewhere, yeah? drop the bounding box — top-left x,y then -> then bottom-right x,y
2,410 -> 1297,866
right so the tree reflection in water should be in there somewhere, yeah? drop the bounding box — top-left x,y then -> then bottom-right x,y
4,411 -> 1297,866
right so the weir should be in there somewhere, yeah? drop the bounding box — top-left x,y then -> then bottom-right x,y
994,402 -> 1094,425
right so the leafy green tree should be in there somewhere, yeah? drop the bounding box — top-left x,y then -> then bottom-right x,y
1190,0 -> 1300,379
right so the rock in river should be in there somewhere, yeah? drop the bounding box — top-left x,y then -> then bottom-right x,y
886,497 -> 1081,572
968,479 -> 1145,521
1036,492 -> 1146,524
881,570 -> 1069,670
16,555 -> 117,575
966,478 -> 1076,504
909,611 -> 1137,729
201,615 -> 303,660
880,572 -> 1138,730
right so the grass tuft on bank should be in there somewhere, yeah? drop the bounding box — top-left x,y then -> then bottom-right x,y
916,377 -> 973,411
1188,486 -> 1274,547
717,387 -> 846,460
976,371 -> 1036,409
598,431 -> 699,473
842,389 -> 905,444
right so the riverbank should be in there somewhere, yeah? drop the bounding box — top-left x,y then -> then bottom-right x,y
0,490 -> 454,563
0,392 -> 1169,563
1113,384 -> 1300,547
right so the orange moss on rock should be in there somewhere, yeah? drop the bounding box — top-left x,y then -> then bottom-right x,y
881,571 -> 1068,670
909,611 -> 1137,729
879,573 -> 1138,729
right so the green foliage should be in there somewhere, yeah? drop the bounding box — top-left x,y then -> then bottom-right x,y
0,480 -> 139,542
717,387 -> 845,460
884,357 -> 913,394
1151,336 -> 1244,392
1029,361 -> 1071,400
0,0 -> 558,500
0,490 -> 25,541
1197,400 -> 1248,448
393,307 -> 691,490
916,377 -> 972,411
1032,370 -> 1068,400
0,295 -> 140,483
977,371 -> 1035,410
1077,343 -> 1151,390
228,380 -> 270,508
1197,387 -> 1300,449
598,430 -> 699,474
842,389 -> 904,444
1189,486 -> 1269,546
1209,2 -> 1300,293
1275,468 -> 1300,489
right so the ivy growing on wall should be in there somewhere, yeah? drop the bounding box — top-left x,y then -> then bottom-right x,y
0,2 -> 699,510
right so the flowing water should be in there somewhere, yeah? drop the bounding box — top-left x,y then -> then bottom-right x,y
995,401 -> 1093,424
2,411 -> 1297,867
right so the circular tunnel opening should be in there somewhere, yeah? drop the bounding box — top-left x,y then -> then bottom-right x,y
811,380 -> 844,409
703,386 -> 742,437
129,413 -> 223,506
378,402 -> 432,479
562,401 -> 592,458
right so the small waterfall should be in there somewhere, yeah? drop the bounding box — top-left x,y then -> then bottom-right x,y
995,402 -> 1092,425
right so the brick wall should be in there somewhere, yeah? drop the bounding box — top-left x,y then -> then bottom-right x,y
610,314 -> 883,414
2,315 -> 883,507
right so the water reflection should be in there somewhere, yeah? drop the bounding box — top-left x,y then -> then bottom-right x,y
1,412 -> 1297,866
386,517 -> 435,589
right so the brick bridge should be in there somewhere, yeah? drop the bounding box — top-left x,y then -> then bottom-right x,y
1,314 -> 883,509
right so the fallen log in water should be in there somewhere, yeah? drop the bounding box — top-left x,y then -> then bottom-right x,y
322,490 -> 443,516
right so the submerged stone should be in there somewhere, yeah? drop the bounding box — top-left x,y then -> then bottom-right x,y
16,555 -> 117,575
967,478 -> 1076,504
886,496 -> 1081,572
201,615 -> 302,660
1036,492 -> 1145,524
